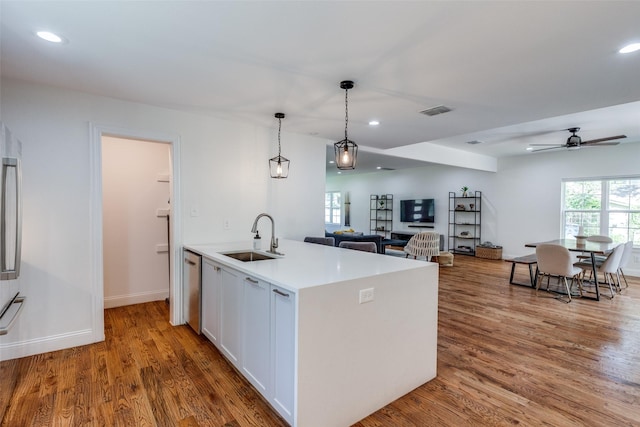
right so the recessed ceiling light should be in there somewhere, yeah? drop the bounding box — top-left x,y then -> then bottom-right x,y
36,31 -> 63,43
376,166 -> 382,170
329,160 -> 335,164
526,147 -> 533,151
619,43 -> 640,54
368,120 -> 380,126
337,171 -> 342,174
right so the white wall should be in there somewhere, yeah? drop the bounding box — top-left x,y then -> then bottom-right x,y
326,164 -> 497,242
327,143 -> 640,276
0,78 -> 326,360
102,136 -> 171,308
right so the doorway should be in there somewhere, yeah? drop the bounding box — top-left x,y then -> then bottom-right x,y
102,136 -> 171,308
90,124 -> 182,340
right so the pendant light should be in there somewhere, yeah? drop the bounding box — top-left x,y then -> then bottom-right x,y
269,112 -> 290,178
334,80 -> 358,170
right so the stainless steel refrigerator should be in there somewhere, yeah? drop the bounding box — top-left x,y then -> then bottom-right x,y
0,121 -> 25,337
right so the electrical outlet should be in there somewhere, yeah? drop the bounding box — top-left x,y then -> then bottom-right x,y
359,288 -> 375,304
223,219 -> 230,230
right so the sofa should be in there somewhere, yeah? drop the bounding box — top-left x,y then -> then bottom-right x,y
325,231 -> 385,254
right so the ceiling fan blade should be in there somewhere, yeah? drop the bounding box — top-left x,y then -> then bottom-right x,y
580,141 -> 621,147
581,135 -> 627,145
529,143 -> 565,147
531,146 -> 564,152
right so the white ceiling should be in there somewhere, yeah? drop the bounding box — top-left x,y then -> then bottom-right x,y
2,1 -> 640,176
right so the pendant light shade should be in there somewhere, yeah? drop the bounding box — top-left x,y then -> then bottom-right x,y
334,80 -> 358,170
269,112 -> 290,178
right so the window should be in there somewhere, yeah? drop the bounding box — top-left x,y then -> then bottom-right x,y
562,177 -> 640,246
325,191 -> 341,225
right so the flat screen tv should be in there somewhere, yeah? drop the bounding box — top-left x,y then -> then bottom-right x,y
400,199 -> 435,223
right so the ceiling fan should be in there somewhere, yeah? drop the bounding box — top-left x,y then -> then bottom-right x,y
529,127 -> 627,152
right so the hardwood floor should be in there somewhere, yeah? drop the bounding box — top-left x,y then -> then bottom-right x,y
2,256 -> 639,426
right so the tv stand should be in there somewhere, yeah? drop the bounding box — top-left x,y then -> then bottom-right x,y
388,230 -> 444,251
407,224 -> 434,228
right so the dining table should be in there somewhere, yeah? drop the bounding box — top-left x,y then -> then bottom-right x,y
524,238 -> 617,301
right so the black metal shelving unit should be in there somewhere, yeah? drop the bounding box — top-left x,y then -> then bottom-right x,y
448,191 -> 481,256
370,194 -> 393,238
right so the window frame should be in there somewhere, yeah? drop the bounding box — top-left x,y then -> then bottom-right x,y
325,191 -> 342,225
562,176 -> 640,247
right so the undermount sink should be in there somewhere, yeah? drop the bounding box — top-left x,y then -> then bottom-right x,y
220,251 -> 279,262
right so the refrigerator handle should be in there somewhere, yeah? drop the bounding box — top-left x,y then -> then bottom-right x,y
0,292 -> 26,336
1,157 -> 21,280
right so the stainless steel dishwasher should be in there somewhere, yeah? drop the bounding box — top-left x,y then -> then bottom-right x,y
183,249 -> 201,334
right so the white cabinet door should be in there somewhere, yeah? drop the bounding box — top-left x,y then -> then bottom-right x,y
219,267 -> 242,368
270,285 -> 295,424
242,275 -> 271,394
201,258 -> 220,345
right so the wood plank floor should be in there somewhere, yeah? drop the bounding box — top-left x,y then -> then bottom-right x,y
1,255 -> 639,426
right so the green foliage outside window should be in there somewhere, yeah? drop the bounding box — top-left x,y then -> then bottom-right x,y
563,178 -> 639,246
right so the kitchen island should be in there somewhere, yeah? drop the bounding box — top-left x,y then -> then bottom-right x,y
184,239 -> 438,427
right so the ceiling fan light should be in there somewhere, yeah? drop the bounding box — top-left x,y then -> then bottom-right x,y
567,135 -> 581,145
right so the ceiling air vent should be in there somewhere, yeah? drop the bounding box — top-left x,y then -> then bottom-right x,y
419,105 -> 452,117
466,140 -> 483,145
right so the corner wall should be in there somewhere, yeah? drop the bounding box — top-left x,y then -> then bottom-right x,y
0,78 -> 326,360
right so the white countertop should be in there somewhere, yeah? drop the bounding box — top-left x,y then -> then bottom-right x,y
184,239 -> 435,292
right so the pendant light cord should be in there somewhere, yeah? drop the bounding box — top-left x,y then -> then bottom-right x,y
344,87 -> 349,140
277,116 -> 282,156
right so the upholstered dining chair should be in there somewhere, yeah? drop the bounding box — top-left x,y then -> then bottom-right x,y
576,235 -> 614,261
535,244 -> 584,303
304,236 -> 335,246
338,241 -> 377,253
617,241 -> 634,289
574,242 -> 625,298
403,232 -> 441,261
589,240 -> 635,289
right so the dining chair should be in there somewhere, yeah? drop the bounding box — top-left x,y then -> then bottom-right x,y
338,241 -> 377,253
403,232 -> 440,261
535,244 -> 584,303
589,240 -> 635,289
576,235 -> 613,261
574,243 -> 625,298
617,241 -> 634,289
304,236 -> 335,246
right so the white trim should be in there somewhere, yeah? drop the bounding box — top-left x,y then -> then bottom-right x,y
89,123 -> 183,334
104,290 -> 170,309
0,329 -> 93,361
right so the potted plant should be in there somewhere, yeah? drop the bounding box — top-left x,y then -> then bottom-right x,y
461,186 -> 469,197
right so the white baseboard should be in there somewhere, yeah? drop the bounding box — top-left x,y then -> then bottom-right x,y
0,328 -> 94,362
104,289 -> 169,309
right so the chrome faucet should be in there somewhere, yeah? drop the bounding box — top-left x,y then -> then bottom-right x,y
251,213 -> 283,255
